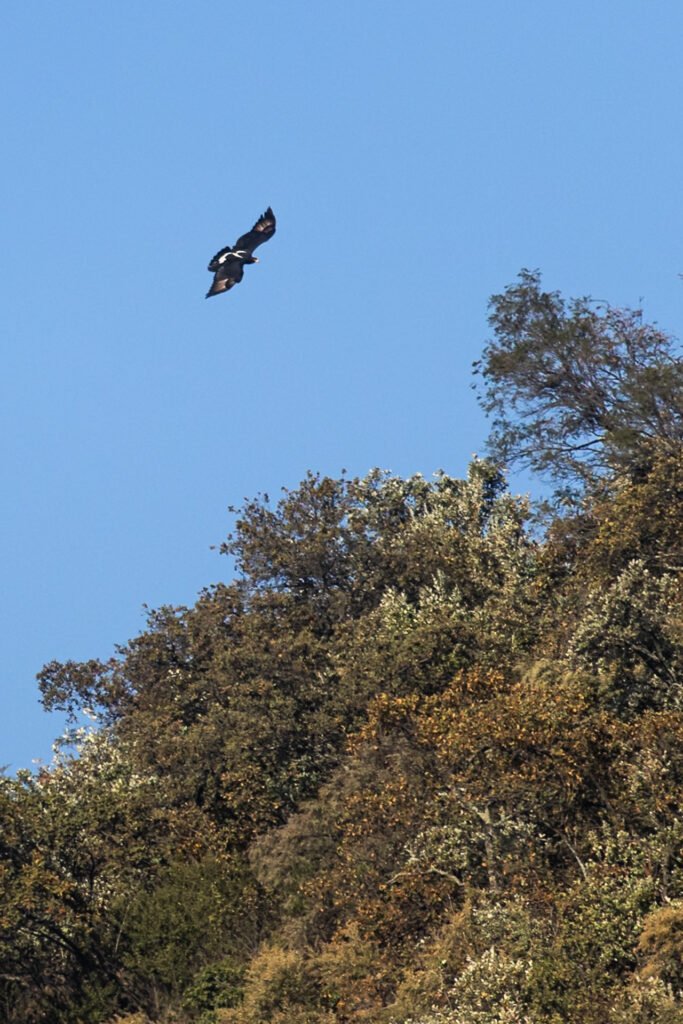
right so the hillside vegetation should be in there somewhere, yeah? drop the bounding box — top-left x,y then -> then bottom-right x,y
3,273 -> 683,1024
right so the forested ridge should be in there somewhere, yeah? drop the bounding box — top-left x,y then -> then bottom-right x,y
4,272 -> 683,1024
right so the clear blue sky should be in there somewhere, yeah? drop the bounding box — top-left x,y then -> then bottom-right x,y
3,1 -> 683,771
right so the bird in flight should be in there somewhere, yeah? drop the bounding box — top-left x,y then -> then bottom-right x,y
205,207 -> 276,298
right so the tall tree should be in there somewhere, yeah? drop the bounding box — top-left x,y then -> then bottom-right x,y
475,269 -> 683,493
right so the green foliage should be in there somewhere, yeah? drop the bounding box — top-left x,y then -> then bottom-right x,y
119,856 -> 264,1016
568,560 -> 683,714
182,959 -> 245,1020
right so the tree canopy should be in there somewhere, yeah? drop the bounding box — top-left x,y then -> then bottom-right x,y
3,274 -> 683,1024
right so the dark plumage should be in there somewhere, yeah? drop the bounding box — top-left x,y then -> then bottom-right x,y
206,207 -> 276,298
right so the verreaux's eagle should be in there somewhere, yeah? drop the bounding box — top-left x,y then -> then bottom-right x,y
206,207 -> 276,298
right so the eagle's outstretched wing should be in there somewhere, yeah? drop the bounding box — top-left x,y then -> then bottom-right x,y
233,207 -> 276,254
206,260 -> 244,298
